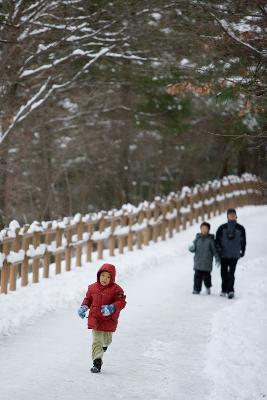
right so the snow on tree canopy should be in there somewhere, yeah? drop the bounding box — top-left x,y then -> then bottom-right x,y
151,13 -> 162,21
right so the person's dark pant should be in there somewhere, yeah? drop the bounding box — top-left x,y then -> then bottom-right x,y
193,270 -> 212,292
220,258 -> 238,293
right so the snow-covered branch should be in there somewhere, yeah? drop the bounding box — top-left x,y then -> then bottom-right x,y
204,7 -> 267,59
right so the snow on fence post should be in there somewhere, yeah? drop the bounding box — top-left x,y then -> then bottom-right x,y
75,218 -> 84,267
55,227 -> 63,275
32,231 -> 41,284
86,222 -> 94,262
21,226 -> 30,287
9,228 -> 20,291
109,214 -> 116,257
43,224 -> 52,278
97,214 -> 105,260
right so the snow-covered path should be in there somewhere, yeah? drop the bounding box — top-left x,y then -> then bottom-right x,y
1,206 -> 267,400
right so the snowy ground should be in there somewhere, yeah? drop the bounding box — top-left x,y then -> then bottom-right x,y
0,205 -> 266,400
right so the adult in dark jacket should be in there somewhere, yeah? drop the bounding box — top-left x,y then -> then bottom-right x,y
215,208 -> 246,299
189,222 -> 219,295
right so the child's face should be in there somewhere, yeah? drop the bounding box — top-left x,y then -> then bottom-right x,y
100,271 -> 111,286
200,225 -> 209,235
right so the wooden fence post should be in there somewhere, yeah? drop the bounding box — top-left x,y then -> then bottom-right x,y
161,205 -> 167,241
0,239 -> 10,294
76,219 -> 84,267
65,228 -> 72,271
97,214 -> 105,260
86,223 -> 94,262
32,231 -> 41,284
55,228 -> 63,275
167,202 -> 174,238
137,210 -> 145,249
9,228 -> 20,291
143,209 -> 151,245
43,223 -> 52,278
174,198 -> 181,232
118,213 -> 127,254
21,226 -> 30,286
152,201 -> 160,242
188,191 -> 194,226
127,215 -> 134,251
109,215 -> 116,257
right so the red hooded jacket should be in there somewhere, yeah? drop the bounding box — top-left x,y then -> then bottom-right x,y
81,263 -> 126,332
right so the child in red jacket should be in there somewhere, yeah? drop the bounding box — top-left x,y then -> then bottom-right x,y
78,263 -> 126,373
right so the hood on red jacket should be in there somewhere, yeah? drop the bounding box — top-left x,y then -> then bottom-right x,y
97,263 -> 116,285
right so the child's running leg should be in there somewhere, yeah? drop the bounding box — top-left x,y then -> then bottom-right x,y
103,332 -> 113,350
92,329 -> 105,360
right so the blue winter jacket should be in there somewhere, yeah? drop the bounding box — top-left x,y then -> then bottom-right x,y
189,233 -> 219,272
215,221 -> 246,259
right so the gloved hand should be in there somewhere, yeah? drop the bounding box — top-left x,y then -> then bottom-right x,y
188,242 -> 196,252
78,305 -> 88,319
240,250 -> 245,258
101,304 -> 115,316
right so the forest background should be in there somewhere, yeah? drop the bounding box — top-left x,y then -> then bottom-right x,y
0,0 -> 266,226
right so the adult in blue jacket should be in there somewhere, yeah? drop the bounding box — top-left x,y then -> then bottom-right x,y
215,208 -> 246,299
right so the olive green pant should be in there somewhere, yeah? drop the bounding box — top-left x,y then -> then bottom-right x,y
92,329 -> 113,360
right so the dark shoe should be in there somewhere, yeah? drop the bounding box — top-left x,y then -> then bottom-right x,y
206,288 -> 211,295
192,290 -> 200,294
228,291 -> 234,299
91,358 -> 102,373
103,346 -> 108,352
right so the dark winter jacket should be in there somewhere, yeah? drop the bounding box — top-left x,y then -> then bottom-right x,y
189,233 -> 219,272
215,221 -> 246,259
81,263 -> 126,332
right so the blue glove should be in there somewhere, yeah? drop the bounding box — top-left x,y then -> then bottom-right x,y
101,304 -> 115,316
78,305 -> 88,319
